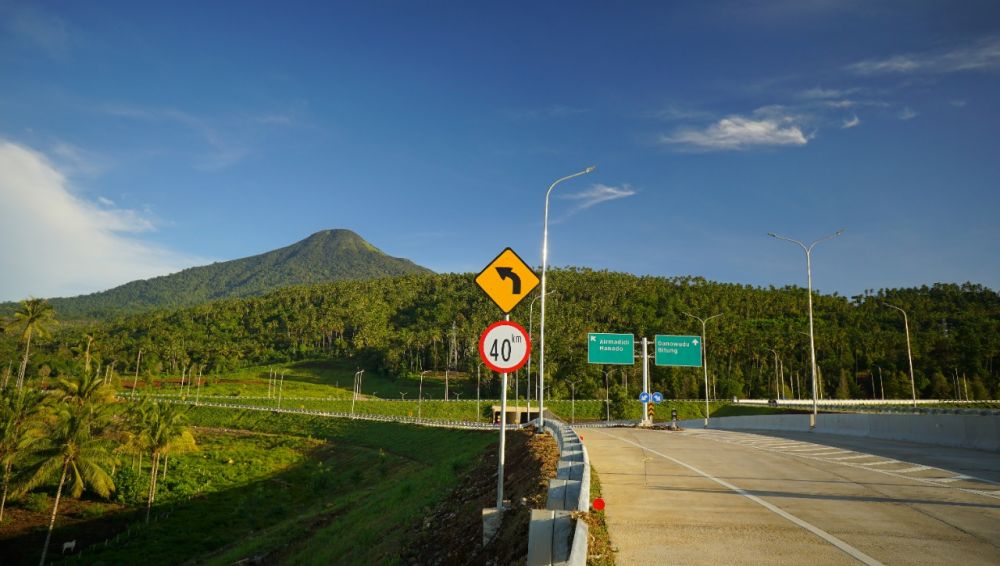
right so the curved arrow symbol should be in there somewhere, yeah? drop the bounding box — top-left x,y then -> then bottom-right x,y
495,267 -> 521,294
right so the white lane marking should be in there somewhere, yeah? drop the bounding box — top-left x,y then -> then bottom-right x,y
889,465 -> 930,473
933,475 -> 972,483
597,430 -> 884,566
691,430 -> 1000,501
860,460 -> 900,467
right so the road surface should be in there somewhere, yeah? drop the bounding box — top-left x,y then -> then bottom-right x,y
582,427 -> 1000,565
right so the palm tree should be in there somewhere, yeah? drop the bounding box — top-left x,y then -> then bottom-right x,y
0,390 -> 45,522
140,402 -> 193,522
7,299 -> 56,390
55,371 -> 116,411
22,404 -> 114,565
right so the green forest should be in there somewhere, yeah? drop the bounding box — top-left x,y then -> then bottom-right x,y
3,270 -> 999,403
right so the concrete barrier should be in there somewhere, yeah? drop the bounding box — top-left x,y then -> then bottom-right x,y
528,418 -> 591,565
679,413 -> 1000,452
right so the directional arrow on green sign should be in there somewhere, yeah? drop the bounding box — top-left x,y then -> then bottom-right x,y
654,335 -> 702,367
587,333 -> 635,365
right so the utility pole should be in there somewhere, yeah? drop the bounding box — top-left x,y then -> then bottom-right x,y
131,349 -> 143,399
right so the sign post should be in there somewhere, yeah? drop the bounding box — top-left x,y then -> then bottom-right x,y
475,249 -> 536,521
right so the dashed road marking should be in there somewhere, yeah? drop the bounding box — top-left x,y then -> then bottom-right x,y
597,430 -> 885,566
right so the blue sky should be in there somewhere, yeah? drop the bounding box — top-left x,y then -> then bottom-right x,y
2,0 -> 999,301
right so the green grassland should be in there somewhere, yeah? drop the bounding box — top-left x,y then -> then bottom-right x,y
133,358 -> 491,402
5,407 -> 493,565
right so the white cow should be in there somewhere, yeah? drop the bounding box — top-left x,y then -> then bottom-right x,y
62,540 -> 76,554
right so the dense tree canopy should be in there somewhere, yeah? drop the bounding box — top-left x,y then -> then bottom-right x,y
4,270 -> 999,401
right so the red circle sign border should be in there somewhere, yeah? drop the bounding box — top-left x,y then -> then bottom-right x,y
478,320 -> 531,373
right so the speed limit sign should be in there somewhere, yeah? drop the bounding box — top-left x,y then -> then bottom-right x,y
479,320 -> 531,373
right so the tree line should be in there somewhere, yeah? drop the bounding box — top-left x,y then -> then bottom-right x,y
4,270 -> 999,404
0,315 -> 192,565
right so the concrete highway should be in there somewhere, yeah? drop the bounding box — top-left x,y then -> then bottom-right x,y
582,427 -> 1000,565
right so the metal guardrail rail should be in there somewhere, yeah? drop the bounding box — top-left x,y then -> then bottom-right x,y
116,395 -> 523,431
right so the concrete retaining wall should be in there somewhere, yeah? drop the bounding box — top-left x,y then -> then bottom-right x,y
528,419 -> 591,565
679,413 -> 1000,452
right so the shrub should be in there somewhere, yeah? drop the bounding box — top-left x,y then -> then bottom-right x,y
114,466 -> 146,505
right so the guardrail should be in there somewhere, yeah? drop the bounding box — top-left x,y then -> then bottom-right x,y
527,418 -> 591,566
116,396 -> 522,431
681,412 -> 1000,452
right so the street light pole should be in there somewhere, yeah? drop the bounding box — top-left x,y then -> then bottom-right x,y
419,370 -> 430,422
769,229 -> 843,427
539,166 -> 596,429
526,290 -> 553,427
884,302 -> 917,408
683,312 -> 723,427
567,379 -> 578,424
767,348 -> 781,400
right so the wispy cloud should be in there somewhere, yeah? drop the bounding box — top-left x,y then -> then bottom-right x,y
50,141 -> 110,177
504,105 -> 590,120
849,36 -> 1000,75
841,115 -> 861,129
101,104 -> 249,170
651,105 -> 715,122
660,110 -> 809,151
898,107 -> 918,120
561,184 -> 637,211
798,87 -> 861,100
0,2 -> 71,58
0,140 -> 204,300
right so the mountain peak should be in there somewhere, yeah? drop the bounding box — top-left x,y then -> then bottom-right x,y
30,229 -> 432,320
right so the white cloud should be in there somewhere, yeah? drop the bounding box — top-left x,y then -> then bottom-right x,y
849,36 -> 1000,75
661,114 -> 809,151
898,107 -> 918,120
842,115 -> 861,129
950,99 -> 967,108
0,140 -> 204,300
799,87 -> 860,99
561,184 -> 637,211
100,104 -> 249,170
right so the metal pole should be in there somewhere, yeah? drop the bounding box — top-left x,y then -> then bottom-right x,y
769,349 -> 780,400
477,364 -> 481,422
568,380 -> 577,424
419,370 -> 429,422
885,303 -> 917,407
539,166 -> 595,428
497,313 -> 510,511
351,370 -> 358,419
131,349 -> 142,399
605,368 -> 610,422
641,337 -> 650,426
769,230 -> 843,428
684,312 -> 722,427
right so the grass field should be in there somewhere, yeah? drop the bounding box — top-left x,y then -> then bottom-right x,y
130,358 -> 495,402
1,407 -> 494,565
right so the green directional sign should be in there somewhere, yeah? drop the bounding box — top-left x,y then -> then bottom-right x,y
654,335 -> 702,367
587,333 -> 635,365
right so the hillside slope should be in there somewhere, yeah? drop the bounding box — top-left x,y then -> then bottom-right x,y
19,229 -> 432,319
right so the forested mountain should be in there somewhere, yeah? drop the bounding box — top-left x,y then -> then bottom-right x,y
2,230 -> 431,320
9,270 -> 999,402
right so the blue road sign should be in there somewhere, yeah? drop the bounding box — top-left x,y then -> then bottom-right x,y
639,392 -> 650,403
652,392 -> 664,404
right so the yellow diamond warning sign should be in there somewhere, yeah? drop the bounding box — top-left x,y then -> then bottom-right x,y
475,248 -> 540,314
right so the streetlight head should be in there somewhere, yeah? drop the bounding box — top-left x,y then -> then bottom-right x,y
584,165 -> 597,174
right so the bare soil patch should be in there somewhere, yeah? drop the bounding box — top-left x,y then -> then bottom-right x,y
402,426 -> 559,565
